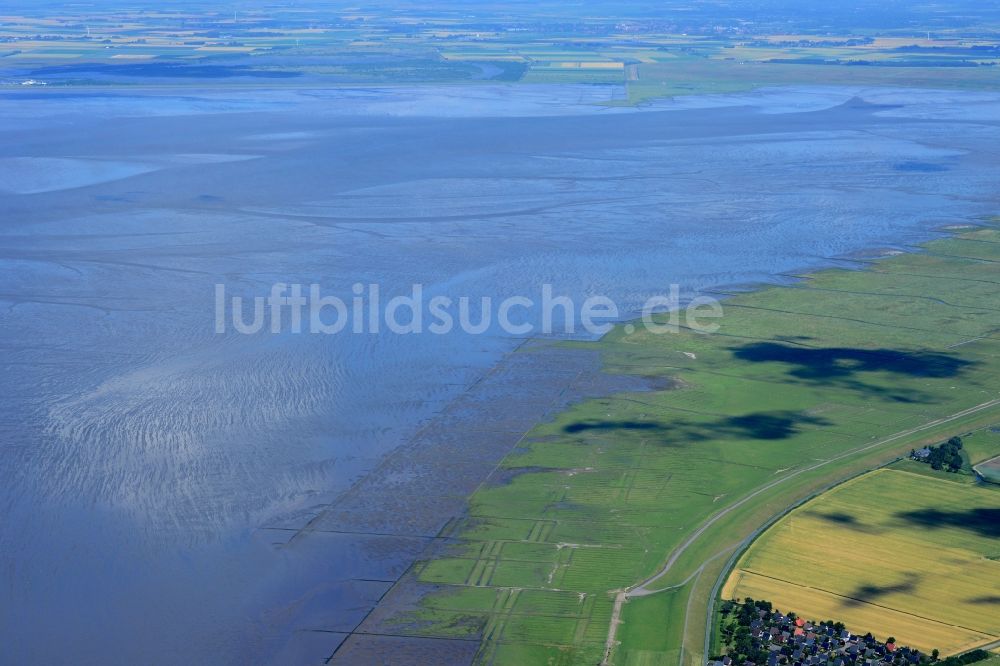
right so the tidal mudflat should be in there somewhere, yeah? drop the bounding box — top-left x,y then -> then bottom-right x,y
1,84 -> 999,663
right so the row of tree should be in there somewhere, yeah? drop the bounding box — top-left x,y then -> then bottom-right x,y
935,650 -> 991,666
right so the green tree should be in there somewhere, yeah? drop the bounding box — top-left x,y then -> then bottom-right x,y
735,627 -> 754,656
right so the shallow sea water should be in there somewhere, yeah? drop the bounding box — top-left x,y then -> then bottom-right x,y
1,84 -> 999,664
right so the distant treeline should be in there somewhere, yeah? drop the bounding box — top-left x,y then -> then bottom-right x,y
936,650 -> 991,666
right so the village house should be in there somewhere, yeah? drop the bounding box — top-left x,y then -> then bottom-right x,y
713,601 -> 926,666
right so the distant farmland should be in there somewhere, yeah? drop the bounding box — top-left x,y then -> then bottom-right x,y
723,469 -> 1000,656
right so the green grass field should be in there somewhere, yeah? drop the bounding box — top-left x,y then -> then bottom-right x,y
723,469 -> 1000,655
373,221 -> 1000,665
963,427 -> 1000,465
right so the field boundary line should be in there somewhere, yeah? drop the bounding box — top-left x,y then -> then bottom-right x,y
734,569 -> 997,637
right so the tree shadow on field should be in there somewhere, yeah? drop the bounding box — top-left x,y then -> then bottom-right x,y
732,342 -> 972,379
564,421 -> 663,434
841,573 -> 919,608
894,507 -> 1000,539
563,410 -> 831,443
966,595 -> 1000,605
805,510 -> 879,534
730,342 -> 975,402
722,412 -> 831,439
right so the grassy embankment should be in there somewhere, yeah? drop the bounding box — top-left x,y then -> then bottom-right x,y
384,221 -> 1000,666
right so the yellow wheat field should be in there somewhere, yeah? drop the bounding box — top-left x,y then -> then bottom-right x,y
723,469 -> 1000,656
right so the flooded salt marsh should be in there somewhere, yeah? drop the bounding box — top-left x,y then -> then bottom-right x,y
1,84 -> 999,663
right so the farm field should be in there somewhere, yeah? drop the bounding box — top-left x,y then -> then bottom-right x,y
355,222 -> 1000,666
4,3 -> 1000,96
722,469 -> 1000,656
